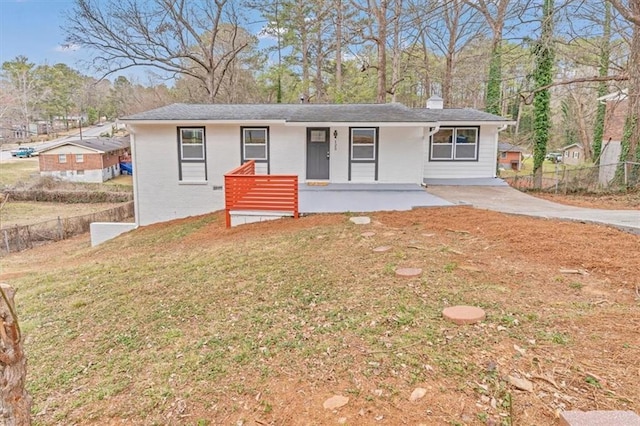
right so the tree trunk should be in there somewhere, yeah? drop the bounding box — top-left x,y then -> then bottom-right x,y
376,8 -> 388,104
315,36 -> 325,102
532,0 -> 555,187
420,33 -> 432,104
335,0 -> 343,101
442,0 -> 461,108
625,2 -> 640,163
0,283 -> 32,426
390,0 -> 403,103
592,1 -> 611,163
485,32 -> 503,114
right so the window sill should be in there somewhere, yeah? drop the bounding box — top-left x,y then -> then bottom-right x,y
178,180 -> 208,185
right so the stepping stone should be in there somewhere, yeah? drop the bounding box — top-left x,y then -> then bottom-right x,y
323,395 -> 349,410
409,387 -> 427,402
350,216 -> 371,225
373,246 -> 392,252
560,410 -> 640,426
395,267 -> 422,278
361,231 -> 376,237
442,305 -> 486,325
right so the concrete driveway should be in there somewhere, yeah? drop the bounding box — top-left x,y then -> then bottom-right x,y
425,185 -> 640,234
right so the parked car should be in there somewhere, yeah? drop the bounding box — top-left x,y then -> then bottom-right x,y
545,152 -> 562,163
10,147 -> 36,158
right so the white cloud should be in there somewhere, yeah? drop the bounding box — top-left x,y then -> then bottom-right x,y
257,22 -> 286,41
54,43 -> 80,53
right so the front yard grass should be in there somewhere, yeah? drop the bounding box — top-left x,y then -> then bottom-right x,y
2,207 -> 638,425
0,159 -> 39,187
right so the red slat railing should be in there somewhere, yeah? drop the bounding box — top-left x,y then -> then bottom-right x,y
224,160 -> 299,228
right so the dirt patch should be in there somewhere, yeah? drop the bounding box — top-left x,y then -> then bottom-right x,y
3,206 -> 639,425
529,190 -> 640,209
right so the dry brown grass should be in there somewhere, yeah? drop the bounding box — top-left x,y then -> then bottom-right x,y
1,207 -> 638,425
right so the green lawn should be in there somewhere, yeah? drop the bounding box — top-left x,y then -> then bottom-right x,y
500,156 -> 591,178
0,159 -> 39,187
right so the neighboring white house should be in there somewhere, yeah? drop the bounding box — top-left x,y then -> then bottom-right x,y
119,102 -> 512,226
560,143 -> 585,166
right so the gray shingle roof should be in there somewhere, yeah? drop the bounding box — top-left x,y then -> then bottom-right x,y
417,108 -> 512,122
498,142 -> 524,152
122,103 -> 434,122
122,103 -> 513,123
40,136 -> 130,154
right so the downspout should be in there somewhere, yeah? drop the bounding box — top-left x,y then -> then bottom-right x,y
421,124 -> 440,186
127,124 -> 141,227
494,124 -> 509,178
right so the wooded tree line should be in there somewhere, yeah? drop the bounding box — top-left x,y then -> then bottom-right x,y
1,0 -> 639,172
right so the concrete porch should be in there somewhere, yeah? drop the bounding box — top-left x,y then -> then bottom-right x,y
299,183 -> 452,213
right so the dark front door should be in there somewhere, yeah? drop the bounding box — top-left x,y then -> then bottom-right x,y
306,127 -> 330,180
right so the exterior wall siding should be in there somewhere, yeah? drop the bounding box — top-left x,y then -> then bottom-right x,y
131,122 -> 498,226
562,147 -> 584,166
499,152 -> 522,170
40,169 -> 105,183
39,145 -> 128,183
39,152 -> 103,172
423,125 -> 499,179
377,127 -> 423,183
603,99 -> 628,142
132,124 -> 226,226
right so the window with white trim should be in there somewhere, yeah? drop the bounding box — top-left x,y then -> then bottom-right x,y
242,127 -> 268,161
58,154 -> 67,163
350,128 -> 376,160
180,128 -> 205,160
430,127 -> 479,161
177,127 -> 207,181
76,153 -> 84,163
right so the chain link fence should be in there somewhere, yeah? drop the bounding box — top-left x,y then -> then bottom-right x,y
503,162 -> 640,193
1,201 -> 134,255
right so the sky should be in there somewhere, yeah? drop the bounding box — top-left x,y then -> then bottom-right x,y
0,0 -> 90,71
0,0 -> 275,83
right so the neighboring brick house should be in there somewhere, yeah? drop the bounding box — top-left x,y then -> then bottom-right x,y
498,142 -> 524,171
38,136 -> 130,183
597,90 -> 627,183
560,143 -> 585,166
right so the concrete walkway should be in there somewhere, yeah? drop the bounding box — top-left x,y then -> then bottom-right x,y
425,185 -> 640,234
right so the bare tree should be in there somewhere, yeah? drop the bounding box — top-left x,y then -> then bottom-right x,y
424,0 -> 483,107
351,0 -> 403,103
1,56 -> 39,137
65,0 -> 251,103
464,0 -> 516,114
0,283 -> 32,425
608,0 -> 640,163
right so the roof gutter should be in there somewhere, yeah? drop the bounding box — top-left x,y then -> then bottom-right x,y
118,119 -> 288,125
427,124 -> 441,137
125,125 -> 141,227
284,121 -> 438,127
